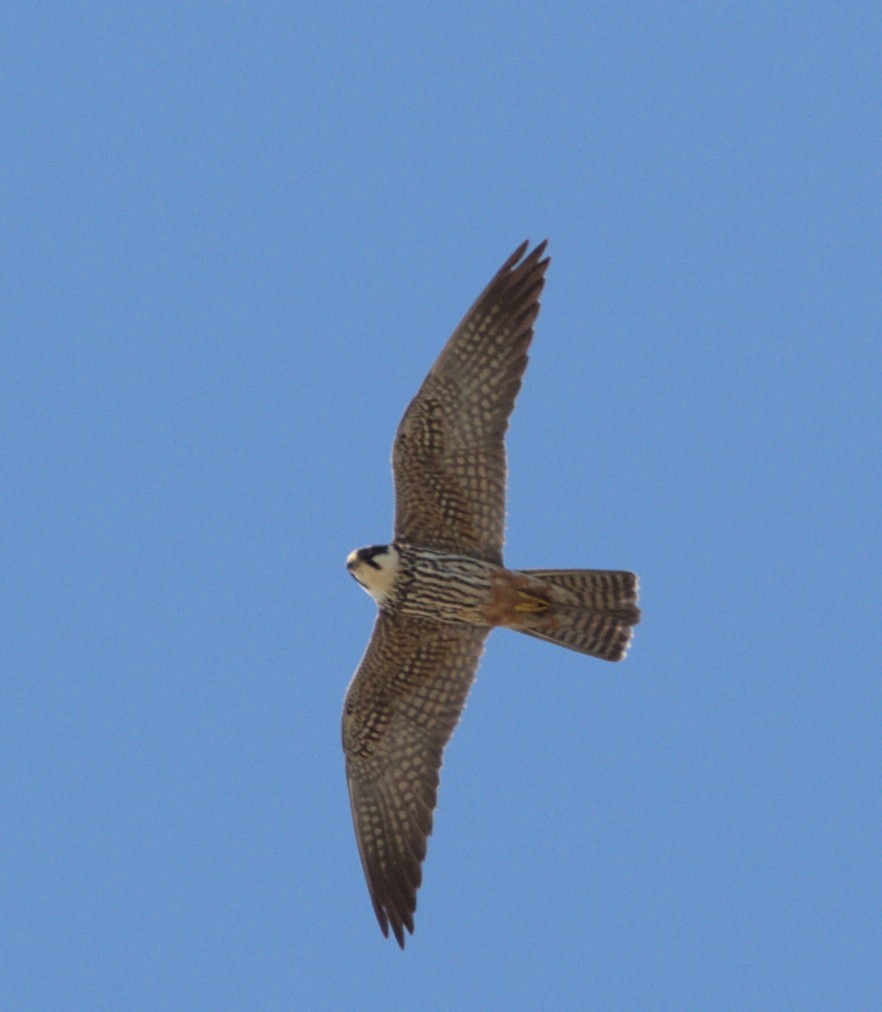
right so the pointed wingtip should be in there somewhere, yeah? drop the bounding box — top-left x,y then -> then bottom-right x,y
504,239 -> 550,272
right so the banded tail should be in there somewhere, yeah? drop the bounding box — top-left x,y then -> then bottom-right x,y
515,569 -> 640,661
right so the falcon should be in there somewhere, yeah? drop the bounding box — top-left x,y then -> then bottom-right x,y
342,241 -> 640,947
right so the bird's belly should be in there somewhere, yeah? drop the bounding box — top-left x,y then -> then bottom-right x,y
395,551 -> 500,624
393,550 -> 571,629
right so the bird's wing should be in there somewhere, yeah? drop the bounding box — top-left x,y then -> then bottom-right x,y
342,610 -> 488,947
392,241 -> 550,563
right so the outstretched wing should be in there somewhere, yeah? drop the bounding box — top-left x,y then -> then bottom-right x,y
342,611 -> 488,947
393,241 -> 550,563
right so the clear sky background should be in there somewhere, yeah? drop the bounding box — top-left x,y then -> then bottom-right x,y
4,4 -> 880,1009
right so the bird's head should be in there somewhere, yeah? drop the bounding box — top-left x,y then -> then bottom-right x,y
346,544 -> 400,605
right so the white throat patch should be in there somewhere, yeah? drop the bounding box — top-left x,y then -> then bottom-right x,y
347,544 -> 400,606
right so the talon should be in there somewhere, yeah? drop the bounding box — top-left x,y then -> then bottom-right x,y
513,592 -> 549,614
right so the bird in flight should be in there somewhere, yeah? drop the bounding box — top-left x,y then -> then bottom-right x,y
342,241 -> 640,947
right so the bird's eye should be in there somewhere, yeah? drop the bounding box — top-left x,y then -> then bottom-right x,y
358,545 -> 387,570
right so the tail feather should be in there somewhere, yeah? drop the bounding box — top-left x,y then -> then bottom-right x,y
517,569 -> 640,661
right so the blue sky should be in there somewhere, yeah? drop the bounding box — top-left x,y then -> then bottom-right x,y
4,4 -> 880,1008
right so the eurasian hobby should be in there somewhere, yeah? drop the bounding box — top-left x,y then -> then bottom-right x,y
342,241 -> 640,947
